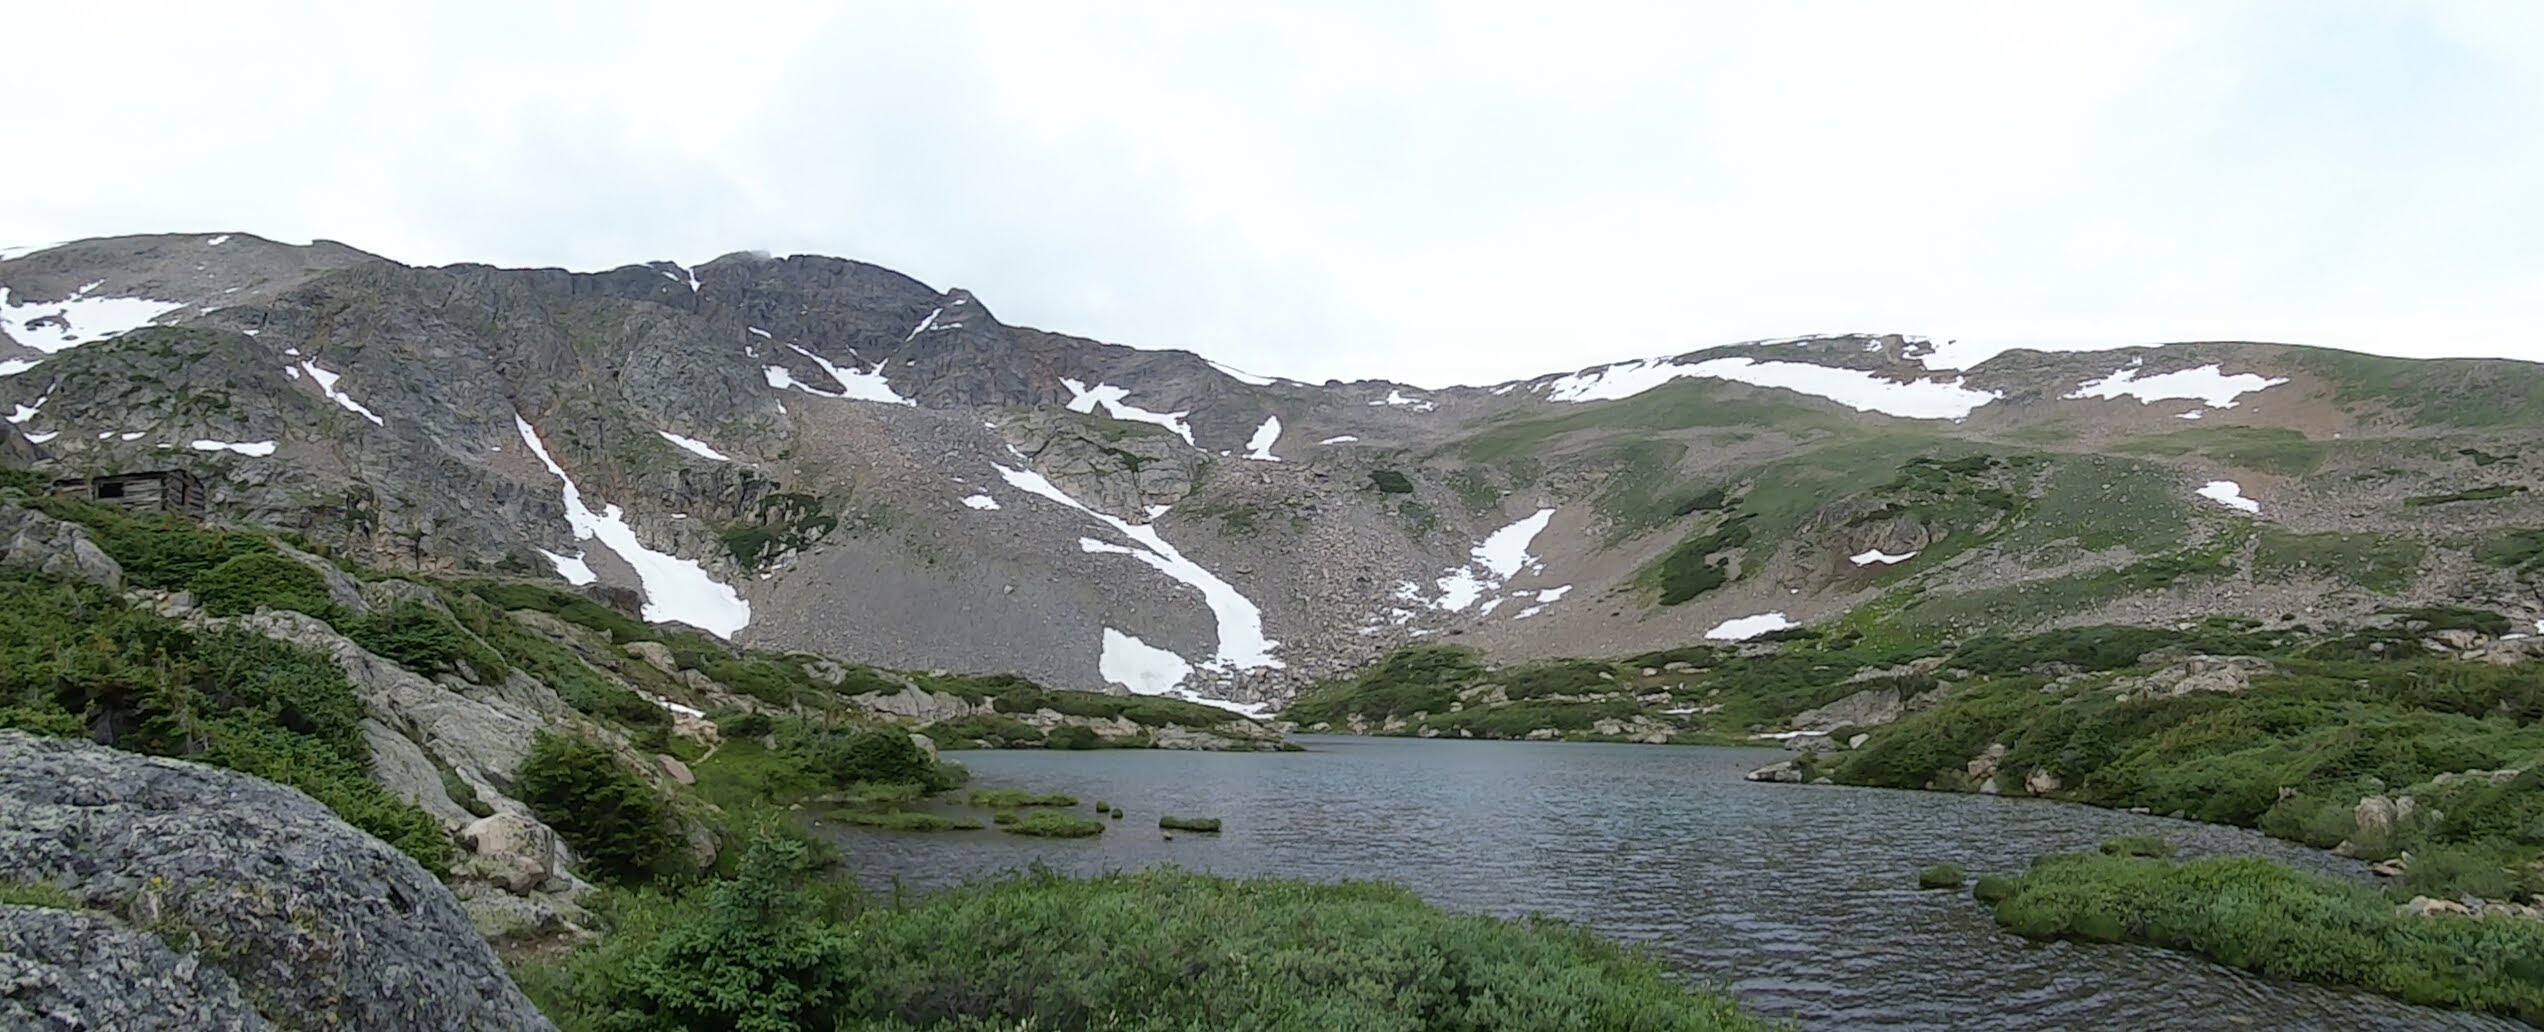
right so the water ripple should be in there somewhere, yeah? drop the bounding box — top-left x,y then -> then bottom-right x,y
829,737 -> 2518,1031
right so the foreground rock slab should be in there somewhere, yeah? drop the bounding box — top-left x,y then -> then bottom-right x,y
0,730 -> 554,1031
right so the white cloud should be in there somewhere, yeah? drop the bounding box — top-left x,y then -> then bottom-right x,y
0,2 -> 2537,386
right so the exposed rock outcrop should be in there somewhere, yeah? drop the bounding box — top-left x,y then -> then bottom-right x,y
0,731 -> 555,1031
2109,655 -> 2276,701
0,499 -> 123,589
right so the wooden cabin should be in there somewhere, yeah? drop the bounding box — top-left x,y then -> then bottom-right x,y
51,469 -> 208,519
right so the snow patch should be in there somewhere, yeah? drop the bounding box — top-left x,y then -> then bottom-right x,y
961,493 -> 1000,510
2177,409 -> 2206,420
1098,627 -> 1193,696
656,430 -> 730,461
536,548 -> 597,585
1417,508 -> 1558,613
0,359 -> 37,377
299,361 -> 384,426
1319,435 -> 1359,444
118,431 -> 143,441
904,308 -> 942,340
4,393 -> 43,424
0,284 -> 188,355
1706,613 -> 1796,641
1544,355 -> 1999,419
1208,360 -> 1278,386
766,344 -> 913,405
1850,548 -> 1919,566
995,462 -> 1279,671
205,235 -> 230,246
1060,379 -> 1195,446
1243,416 -> 1282,461
189,439 -> 276,457
1535,585 -> 1572,603
748,327 -> 772,339
1371,388 -> 1435,411
516,415 -> 751,637
2066,363 -> 2287,409
22,430 -> 58,444
2197,480 -> 2260,514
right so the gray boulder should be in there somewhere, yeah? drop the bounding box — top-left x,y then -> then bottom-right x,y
0,731 -> 555,1031
0,500 -> 123,589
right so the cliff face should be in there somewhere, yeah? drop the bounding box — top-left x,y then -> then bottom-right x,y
0,730 -> 556,1032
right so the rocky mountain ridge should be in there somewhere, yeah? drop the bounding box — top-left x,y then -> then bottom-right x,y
7,232 -> 2542,712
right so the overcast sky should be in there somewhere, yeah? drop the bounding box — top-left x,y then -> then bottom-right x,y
5,1 -> 2539,385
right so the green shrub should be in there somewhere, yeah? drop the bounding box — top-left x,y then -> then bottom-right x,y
991,810 -> 1019,826
1001,812 -> 1106,838
1159,815 -> 1222,833
465,581 -> 656,644
512,733 -> 682,884
189,551 -> 335,617
1045,723 -> 1102,750
1917,863 -> 1964,889
2099,835 -> 2173,858
0,704 -> 85,737
342,602 -> 508,680
1972,874 -> 2021,904
1368,469 -> 1415,494
714,710 -> 774,739
1654,514 -> 1756,606
777,725 -> 935,788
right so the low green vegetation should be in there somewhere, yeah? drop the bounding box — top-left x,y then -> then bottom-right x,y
520,835 -> 1775,1032
190,550 -> 335,617
1971,874 -> 2020,904
844,810 -> 982,832
2098,835 -> 2173,858
1001,811 -> 1106,838
1368,469 -> 1415,494
1916,863 -> 1964,890
2251,528 -> 2422,592
2113,426 -> 2325,478
1651,512 -> 1756,605
718,489 -> 836,571
1285,645 -> 1488,728
0,879 -> 79,910
1983,852 -> 2544,1023
0,571 -> 450,872
967,788 -> 1077,809
2477,528 -> 2544,574
1159,815 -> 1222,833
2403,485 -> 2529,508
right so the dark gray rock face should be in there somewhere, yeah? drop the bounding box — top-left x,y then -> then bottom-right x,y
1,904 -> 273,1031
0,731 -> 554,1032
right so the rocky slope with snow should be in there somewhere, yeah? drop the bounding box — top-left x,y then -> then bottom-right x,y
7,232 -> 2542,711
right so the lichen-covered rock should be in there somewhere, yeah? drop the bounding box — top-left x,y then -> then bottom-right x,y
0,731 -> 555,1031
1,903 -> 274,1031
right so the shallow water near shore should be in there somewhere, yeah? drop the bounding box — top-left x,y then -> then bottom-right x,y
828,736 -> 2519,1031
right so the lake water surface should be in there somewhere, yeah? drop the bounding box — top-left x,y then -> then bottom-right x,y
827,736 -> 2516,1031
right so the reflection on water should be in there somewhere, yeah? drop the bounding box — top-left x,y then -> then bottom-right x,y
828,736 -> 2516,1031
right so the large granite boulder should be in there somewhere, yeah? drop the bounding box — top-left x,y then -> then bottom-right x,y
0,731 -> 555,1031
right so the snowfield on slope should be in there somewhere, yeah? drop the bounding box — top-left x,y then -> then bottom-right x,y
516,416 -> 751,637
1413,508 -> 1560,614
0,283 -> 188,356
1243,416 -> 1282,461
993,462 -> 1280,678
2066,362 -> 2287,408
1061,379 -> 1195,446
1543,355 -> 2000,419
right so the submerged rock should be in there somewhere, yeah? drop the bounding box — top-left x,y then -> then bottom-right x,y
0,731 -> 555,1031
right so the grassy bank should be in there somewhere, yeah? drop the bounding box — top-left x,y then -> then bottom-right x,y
518,833 -> 1777,1032
1978,850 -> 2544,1023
